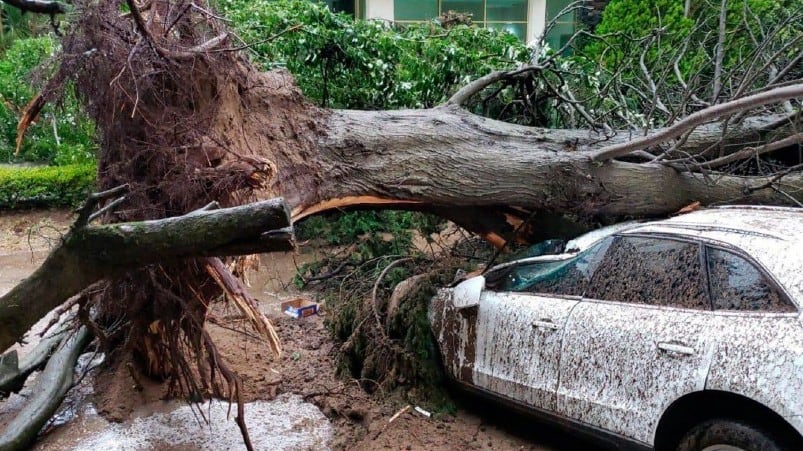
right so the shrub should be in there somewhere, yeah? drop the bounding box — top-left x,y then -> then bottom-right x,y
0,163 -> 96,208
218,0 -> 529,109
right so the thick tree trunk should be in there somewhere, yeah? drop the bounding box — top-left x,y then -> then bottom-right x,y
0,199 -> 292,353
279,105 -> 800,223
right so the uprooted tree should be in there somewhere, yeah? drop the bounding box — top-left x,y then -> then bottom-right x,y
0,0 -> 801,449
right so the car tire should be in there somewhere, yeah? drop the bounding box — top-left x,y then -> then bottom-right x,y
675,419 -> 787,451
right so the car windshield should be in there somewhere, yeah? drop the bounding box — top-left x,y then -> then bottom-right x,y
487,237 -> 614,294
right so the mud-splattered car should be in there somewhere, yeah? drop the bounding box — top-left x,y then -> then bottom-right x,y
430,206 -> 803,451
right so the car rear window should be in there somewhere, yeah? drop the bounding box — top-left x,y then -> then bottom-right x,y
706,247 -> 796,312
586,236 -> 709,309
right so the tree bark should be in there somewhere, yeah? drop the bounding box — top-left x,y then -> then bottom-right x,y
284,105 -> 801,222
0,198 -> 292,353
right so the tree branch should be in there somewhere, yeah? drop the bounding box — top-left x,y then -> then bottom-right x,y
0,327 -> 91,451
590,83 -> 803,162
444,70 -> 510,107
711,0 -> 729,103
692,132 -> 803,170
0,198 -> 294,353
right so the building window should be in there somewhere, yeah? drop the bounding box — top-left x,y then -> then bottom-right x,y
321,0 -> 364,18
394,0 -> 530,41
395,1 -> 439,20
545,0 -> 575,50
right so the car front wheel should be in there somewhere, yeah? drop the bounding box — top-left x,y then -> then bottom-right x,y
676,419 -> 788,451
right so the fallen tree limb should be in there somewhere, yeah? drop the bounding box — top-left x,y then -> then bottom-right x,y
0,327 -> 91,451
0,198 -> 294,353
0,326 -> 67,395
590,83 -> 803,162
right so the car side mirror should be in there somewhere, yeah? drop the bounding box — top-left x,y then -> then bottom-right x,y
453,276 -> 485,309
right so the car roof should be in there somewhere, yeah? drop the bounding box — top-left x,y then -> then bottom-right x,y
625,206 -> 803,243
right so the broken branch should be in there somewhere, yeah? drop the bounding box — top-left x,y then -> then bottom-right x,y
0,327 -> 91,451
0,198 -> 294,353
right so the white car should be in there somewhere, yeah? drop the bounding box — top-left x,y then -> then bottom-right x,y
429,206 -> 803,450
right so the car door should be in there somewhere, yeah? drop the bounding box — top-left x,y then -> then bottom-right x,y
472,239 -> 612,411
471,291 -> 579,411
556,235 -> 718,444
701,245 -> 803,423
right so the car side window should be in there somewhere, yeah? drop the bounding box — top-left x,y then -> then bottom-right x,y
586,236 -> 709,309
706,247 -> 795,312
493,237 -> 613,295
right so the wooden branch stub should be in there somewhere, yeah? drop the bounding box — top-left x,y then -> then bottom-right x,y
74,184 -> 130,228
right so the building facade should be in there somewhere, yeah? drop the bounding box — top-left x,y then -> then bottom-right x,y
321,0 -> 593,49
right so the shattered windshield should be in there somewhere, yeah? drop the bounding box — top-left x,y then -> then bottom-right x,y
489,237 -> 614,295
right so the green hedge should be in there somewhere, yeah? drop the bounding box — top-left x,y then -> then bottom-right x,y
0,164 -> 96,208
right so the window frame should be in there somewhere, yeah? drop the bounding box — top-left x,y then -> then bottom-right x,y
393,0 -> 531,41
321,0 -> 361,17
485,231 -> 799,315
701,240 -> 798,314
582,233 -> 712,311
543,0 -> 576,50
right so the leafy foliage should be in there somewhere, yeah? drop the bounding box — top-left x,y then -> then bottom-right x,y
583,0 -> 800,98
296,210 -> 440,258
0,163 -> 95,208
0,36 -> 96,165
218,0 -> 529,109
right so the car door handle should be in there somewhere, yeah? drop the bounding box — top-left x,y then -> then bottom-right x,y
657,341 -> 695,356
532,319 -> 560,331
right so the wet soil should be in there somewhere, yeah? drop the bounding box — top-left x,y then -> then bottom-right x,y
0,209 -> 600,450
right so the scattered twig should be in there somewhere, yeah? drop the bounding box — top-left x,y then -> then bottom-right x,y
372,404 -> 411,440
369,258 -> 414,338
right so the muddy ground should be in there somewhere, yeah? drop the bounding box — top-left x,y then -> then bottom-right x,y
0,209 -> 601,450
